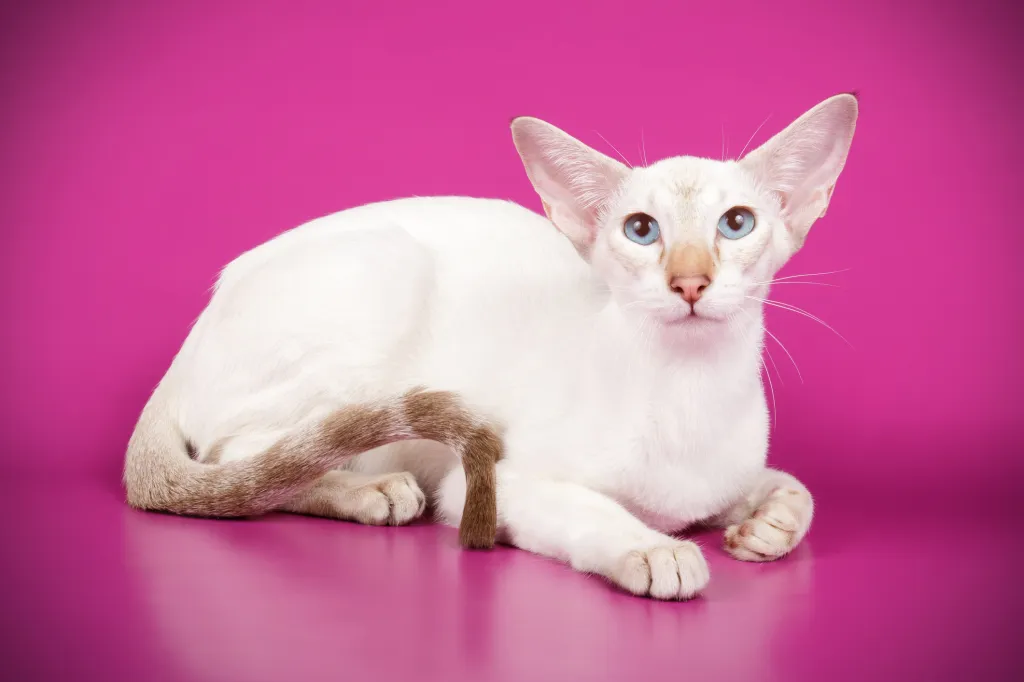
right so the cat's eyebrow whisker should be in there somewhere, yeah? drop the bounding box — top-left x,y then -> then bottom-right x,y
738,114 -> 772,160
593,131 -> 633,169
720,123 -> 727,161
747,295 -> 853,348
639,128 -> 649,167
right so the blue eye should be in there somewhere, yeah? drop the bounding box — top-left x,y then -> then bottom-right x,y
717,207 -> 756,239
623,213 -> 660,245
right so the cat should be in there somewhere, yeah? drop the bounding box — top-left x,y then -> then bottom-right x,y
125,93 -> 858,600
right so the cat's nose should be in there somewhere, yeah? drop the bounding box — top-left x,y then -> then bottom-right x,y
670,275 -> 710,304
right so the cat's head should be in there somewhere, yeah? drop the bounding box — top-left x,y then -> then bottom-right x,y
511,94 -> 857,339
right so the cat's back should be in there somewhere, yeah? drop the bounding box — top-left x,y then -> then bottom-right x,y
172,196 -> 593,442
183,196 -> 592,384
220,196 -> 582,290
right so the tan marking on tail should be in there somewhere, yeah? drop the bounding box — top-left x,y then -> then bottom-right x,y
124,385 -> 502,549
401,389 -> 502,549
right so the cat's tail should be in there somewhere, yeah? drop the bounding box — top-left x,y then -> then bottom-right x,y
122,383 -> 501,548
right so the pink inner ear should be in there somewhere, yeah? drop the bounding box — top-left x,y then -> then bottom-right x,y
511,117 -> 629,251
745,96 -> 857,216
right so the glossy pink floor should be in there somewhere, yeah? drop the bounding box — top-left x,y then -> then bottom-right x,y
2,475 -> 1019,681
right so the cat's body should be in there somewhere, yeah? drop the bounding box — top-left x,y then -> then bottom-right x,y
174,195 -> 766,529
127,94 -> 858,599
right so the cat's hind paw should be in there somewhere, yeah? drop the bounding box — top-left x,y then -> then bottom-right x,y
349,472 -> 426,526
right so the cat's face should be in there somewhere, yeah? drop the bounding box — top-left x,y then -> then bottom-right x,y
512,94 -> 858,339
586,157 -> 785,329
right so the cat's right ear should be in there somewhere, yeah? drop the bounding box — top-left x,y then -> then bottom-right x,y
510,117 -> 629,257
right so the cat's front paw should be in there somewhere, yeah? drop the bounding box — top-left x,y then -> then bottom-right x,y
610,541 -> 709,600
724,487 -> 812,561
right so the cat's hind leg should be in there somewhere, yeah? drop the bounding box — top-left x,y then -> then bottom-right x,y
280,470 -> 426,526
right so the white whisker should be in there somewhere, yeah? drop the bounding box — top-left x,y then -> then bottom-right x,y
763,345 -> 784,387
733,309 -> 777,427
760,351 -> 777,428
759,322 -> 804,383
748,296 -> 853,348
753,280 -> 839,288
593,131 -> 633,169
769,268 -> 850,283
738,114 -> 772,159
640,128 -> 649,167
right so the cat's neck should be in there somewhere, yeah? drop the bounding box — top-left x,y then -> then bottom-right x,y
567,303 -> 766,426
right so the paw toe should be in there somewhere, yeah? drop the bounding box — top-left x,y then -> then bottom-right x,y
647,547 -> 682,599
617,551 -> 653,596
353,488 -> 392,525
613,543 -> 708,600
379,475 -> 425,525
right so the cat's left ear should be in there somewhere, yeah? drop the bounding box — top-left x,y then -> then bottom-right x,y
511,117 -> 629,258
740,93 -> 858,248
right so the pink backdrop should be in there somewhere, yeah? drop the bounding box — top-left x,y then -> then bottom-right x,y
1,0 -> 1021,504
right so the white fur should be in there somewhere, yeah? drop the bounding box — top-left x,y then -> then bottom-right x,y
159,94 -> 857,599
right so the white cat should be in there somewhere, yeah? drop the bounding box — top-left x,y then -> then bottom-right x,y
125,93 -> 858,600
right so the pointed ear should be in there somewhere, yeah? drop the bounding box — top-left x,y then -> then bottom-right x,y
740,93 -> 858,247
510,117 -> 629,257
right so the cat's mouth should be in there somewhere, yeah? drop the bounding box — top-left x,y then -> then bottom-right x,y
663,311 -> 714,326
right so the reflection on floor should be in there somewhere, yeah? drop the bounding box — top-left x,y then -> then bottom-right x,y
1,478 -> 1021,681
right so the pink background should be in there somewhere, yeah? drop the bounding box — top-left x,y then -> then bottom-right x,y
1,0 -> 1021,504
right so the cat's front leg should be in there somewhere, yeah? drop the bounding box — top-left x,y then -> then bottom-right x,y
437,464 -> 709,600
708,468 -> 814,562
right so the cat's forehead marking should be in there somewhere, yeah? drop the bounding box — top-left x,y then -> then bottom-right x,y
674,181 -> 698,201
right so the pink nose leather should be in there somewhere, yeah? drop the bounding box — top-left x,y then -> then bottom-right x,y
670,275 -> 710,304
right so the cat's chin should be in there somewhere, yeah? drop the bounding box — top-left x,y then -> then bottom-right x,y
661,312 -> 722,327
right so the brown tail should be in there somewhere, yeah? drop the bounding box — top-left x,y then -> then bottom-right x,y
123,385 -> 501,549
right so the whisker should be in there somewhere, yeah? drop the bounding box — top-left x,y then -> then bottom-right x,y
737,306 -> 784,386
720,123 -> 727,161
759,322 -> 804,383
760,351 -> 777,428
738,113 -> 772,159
769,268 -> 850,283
640,128 -> 649,167
752,280 -> 839,288
733,309 -> 778,427
763,345 -> 785,387
594,131 -> 633,169
748,296 -> 853,348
